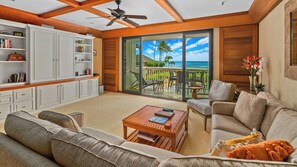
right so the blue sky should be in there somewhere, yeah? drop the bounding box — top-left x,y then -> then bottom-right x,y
142,36 -> 209,62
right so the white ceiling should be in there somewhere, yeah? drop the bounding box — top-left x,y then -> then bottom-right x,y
0,0 -> 254,31
0,0 -> 67,15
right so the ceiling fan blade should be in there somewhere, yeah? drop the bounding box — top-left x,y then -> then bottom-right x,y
108,8 -> 119,15
123,18 -> 139,27
107,18 -> 117,26
124,15 -> 147,20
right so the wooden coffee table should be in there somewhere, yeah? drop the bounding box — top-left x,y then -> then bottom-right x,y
122,105 -> 189,152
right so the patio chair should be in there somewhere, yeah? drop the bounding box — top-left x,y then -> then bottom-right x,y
168,70 -> 178,88
129,71 -> 164,91
187,80 -> 236,131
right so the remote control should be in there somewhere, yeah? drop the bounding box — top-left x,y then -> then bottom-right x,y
162,108 -> 173,112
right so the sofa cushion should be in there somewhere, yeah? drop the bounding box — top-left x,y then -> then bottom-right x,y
288,138 -> 297,163
120,142 -> 182,161
4,111 -> 63,160
212,114 -> 251,136
0,133 -> 60,167
257,92 -> 287,137
38,110 -> 82,132
81,127 -> 125,145
187,99 -> 211,116
51,129 -> 160,167
210,129 -> 244,150
159,156 -> 297,167
233,91 -> 267,130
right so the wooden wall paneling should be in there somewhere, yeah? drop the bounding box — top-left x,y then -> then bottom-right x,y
0,5 -> 102,37
102,12 -> 256,39
219,24 -> 258,87
103,38 -> 119,92
93,38 -> 103,85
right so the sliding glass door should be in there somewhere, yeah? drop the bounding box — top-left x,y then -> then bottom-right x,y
122,37 -> 141,94
122,30 -> 213,101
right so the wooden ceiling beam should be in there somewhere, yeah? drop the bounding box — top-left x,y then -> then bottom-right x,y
58,0 -> 80,8
39,0 -> 114,18
84,8 -> 136,28
155,0 -> 183,23
102,12 -> 256,38
248,0 -> 283,22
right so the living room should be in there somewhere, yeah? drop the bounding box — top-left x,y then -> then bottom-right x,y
0,0 -> 297,166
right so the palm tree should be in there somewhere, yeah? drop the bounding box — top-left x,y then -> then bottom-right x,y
158,40 -> 172,66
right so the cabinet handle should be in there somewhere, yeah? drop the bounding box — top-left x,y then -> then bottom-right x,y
22,106 -> 26,109
53,59 -> 55,61
21,93 -> 26,96
0,100 -> 2,103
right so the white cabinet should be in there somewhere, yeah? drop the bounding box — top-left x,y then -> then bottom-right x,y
37,84 -> 60,109
57,33 -> 75,79
80,78 -> 98,98
13,88 -> 35,112
0,104 -> 13,119
61,81 -> 79,103
30,26 -> 76,82
30,27 -> 56,82
14,100 -> 34,112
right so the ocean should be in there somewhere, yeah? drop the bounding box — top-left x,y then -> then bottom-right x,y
171,61 -> 209,69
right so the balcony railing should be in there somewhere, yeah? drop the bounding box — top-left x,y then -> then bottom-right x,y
142,67 -> 210,93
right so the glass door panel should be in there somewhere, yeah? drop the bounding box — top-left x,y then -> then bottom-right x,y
122,38 -> 141,94
184,32 -> 212,99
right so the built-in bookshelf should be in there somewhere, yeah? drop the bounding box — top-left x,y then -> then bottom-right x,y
0,19 -> 27,87
74,35 -> 93,78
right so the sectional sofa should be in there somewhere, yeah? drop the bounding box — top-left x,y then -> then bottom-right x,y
0,92 -> 297,167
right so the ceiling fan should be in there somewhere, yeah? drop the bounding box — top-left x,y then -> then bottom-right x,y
87,0 -> 147,27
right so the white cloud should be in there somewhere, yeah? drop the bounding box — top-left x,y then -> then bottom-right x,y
145,48 -> 154,55
169,42 -> 182,50
186,37 -> 209,50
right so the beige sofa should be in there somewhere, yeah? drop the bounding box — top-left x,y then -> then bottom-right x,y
1,91 -> 297,167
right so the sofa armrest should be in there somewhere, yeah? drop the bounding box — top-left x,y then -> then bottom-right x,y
68,112 -> 84,127
212,102 -> 236,116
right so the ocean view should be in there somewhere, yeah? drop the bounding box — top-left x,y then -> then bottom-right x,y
171,61 -> 209,69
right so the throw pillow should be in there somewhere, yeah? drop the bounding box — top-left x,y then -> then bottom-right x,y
233,91 -> 267,130
38,110 -> 82,132
226,140 -> 295,161
211,129 -> 263,156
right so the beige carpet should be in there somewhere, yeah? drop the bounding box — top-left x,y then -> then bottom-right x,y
0,92 -> 210,156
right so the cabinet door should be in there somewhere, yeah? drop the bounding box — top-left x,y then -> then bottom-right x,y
80,80 -> 89,98
14,100 -> 34,112
37,84 -> 60,109
0,104 -> 13,119
57,33 -> 75,79
30,28 -> 56,82
89,79 -> 99,96
61,81 -> 79,103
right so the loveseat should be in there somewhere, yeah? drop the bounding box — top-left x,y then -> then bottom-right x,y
0,91 -> 297,167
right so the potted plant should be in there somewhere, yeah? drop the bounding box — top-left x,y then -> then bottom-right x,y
242,56 -> 264,91
255,83 -> 265,94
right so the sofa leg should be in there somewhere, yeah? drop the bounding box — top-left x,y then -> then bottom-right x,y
204,116 -> 207,131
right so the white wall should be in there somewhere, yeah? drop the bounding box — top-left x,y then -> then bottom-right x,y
259,0 -> 297,110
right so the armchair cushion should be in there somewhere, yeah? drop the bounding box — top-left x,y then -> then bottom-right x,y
209,80 -> 236,101
212,102 -> 236,116
233,91 -> 267,130
38,111 -> 82,132
187,99 -> 211,116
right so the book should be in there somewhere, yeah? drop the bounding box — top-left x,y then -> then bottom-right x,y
149,116 -> 168,125
137,131 -> 159,142
155,110 -> 175,118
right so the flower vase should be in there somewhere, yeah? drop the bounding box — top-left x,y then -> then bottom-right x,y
249,76 -> 256,92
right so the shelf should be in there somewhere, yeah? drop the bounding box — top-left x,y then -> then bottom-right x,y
75,75 -> 93,78
0,61 -> 26,63
75,52 -> 92,55
75,44 -> 92,47
0,82 -> 26,88
75,61 -> 92,63
0,34 -> 26,39
0,48 -> 26,51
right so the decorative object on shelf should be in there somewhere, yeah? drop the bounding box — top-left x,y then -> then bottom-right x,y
84,68 -> 91,75
7,52 -> 25,61
0,31 -> 10,35
242,56 -> 264,91
0,38 -> 12,48
8,73 -> 26,83
76,40 -> 85,44
77,46 -> 84,52
255,83 -> 265,94
93,49 -> 97,56
75,72 -> 79,76
12,31 -> 23,37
